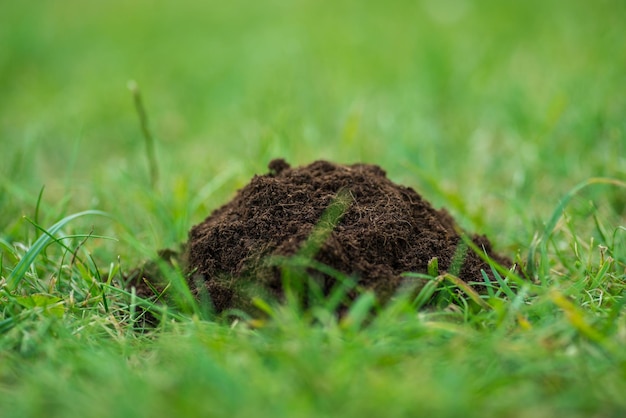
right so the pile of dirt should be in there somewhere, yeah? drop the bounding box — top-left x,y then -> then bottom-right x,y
186,159 -> 513,313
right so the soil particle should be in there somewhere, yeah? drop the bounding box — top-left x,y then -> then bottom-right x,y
187,159 -> 513,313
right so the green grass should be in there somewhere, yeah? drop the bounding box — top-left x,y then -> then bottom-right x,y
1,0 -> 626,416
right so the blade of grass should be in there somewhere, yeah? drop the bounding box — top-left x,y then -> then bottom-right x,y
448,240 -> 468,277
442,273 -> 492,310
340,291 -> 376,331
34,185 -> 45,238
128,80 -> 159,190
458,232 -> 527,290
480,270 -> 496,299
410,275 -> 444,310
272,255 -> 357,313
155,258 -> 200,317
489,265 -> 516,299
6,210 -> 109,291
549,290 -> 606,345
0,317 -> 15,334
102,283 -> 188,322
527,177 -> 626,280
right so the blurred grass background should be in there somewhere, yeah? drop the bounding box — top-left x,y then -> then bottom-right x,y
1,0 -> 624,262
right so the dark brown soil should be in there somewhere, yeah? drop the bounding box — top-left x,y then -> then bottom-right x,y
186,159 -> 513,313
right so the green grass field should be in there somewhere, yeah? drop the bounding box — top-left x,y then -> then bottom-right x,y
1,0 -> 625,416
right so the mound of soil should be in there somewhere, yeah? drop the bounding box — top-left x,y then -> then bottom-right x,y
186,159 -> 513,313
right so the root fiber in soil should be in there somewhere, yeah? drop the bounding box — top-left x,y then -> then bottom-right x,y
186,159 -> 513,313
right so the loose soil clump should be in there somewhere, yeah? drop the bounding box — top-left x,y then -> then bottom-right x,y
186,159 -> 513,313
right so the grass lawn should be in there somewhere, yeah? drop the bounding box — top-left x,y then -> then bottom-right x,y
1,0 -> 625,416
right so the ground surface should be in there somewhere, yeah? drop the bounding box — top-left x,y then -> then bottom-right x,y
1,0 -> 626,417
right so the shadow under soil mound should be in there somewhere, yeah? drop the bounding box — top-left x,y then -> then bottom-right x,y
178,159 -> 514,313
